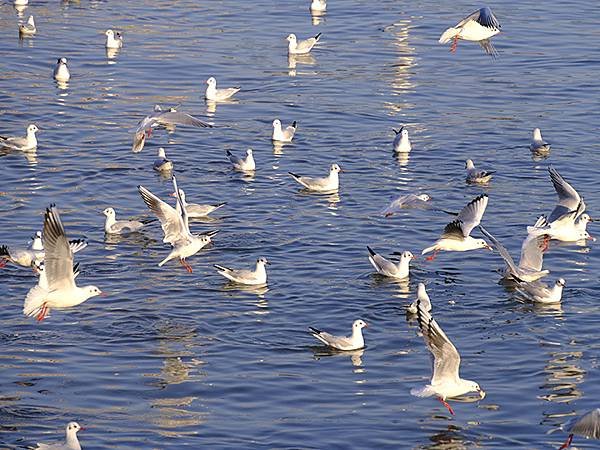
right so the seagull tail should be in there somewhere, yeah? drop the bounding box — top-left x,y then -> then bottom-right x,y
410,385 -> 436,398
226,150 -> 233,157
212,202 -> 227,210
23,285 -> 48,317
366,246 -> 377,258
439,27 -> 460,44
213,264 -> 231,273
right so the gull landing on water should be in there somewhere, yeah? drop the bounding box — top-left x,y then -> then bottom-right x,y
411,300 -> 485,415
381,193 -> 431,217
439,7 -> 501,57
309,319 -> 368,351
34,421 -> 84,450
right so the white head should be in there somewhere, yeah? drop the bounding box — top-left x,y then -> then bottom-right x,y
533,127 -> 543,140
286,33 -> 297,43
352,319 -> 368,332
102,207 -> 115,217
272,119 -> 281,129
158,147 -> 167,158
465,159 -> 475,169
65,421 -> 82,440
58,57 -> 68,65
556,278 -> 566,288
401,128 -> 409,139
417,194 -> 430,202
579,213 -> 594,224
476,239 -> 493,251
105,29 -> 114,37
330,163 -> 342,174
85,286 -> 103,298
400,250 -> 414,261
257,256 -> 270,267
464,380 -> 485,398
33,259 -> 44,274
200,235 -> 212,245
206,76 -> 216,86
27,123 -> 39,134
246,148 -> 253,156
34,230 -> 42,239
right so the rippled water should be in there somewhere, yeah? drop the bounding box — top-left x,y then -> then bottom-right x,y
1,0 -> 600,448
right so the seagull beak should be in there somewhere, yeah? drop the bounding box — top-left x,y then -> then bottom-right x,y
588,217 -> 595,222
587,234 -> 596,241
265,261 -> 271,265
364,322 -> 369,328
485,244 -> 494,251
79,427 -> 87,431
169,192 -> 177,197
478,389 -> 486,399
99,292 -> 107,297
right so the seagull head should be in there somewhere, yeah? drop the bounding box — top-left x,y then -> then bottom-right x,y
102,207 -> 115,217
33,230 -> 42,239
353,319 -> 368,330
401,250 -> 414,261
66,422 -> 83,435
272,119 -> 281,128
417,194 -> 430,202
330,163 -> 342,173
85,286 -> 104,298
257,257 -> 270,266
246,148 -> 253,156
472,382 -> 485,399
556,278 -> 566,288
286,33 -> 297,43
401,128 -> 409,139
157,147 -> 167,158
58,57 -> 68,65
27,124 -> 39,134
477,239 -> 493,251
579,213 -> 594,224
465,159 -> 475,169
206,77 -> 216,86
105,29 -> 114,37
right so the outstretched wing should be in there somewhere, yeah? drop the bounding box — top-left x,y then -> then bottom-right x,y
478,225 -> 520,275
456,194 -> 488,237
548,166 -> 584,222
42,205 -> 76,291
138,181 -> 187,244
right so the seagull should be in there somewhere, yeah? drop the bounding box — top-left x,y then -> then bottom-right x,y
19,15 -> 36,35
517,278 -> 565,304
205,77 -> 240,101
478,225 -> 550,282
34,421 -> 84,450
422,194 -> 491,260
132,104 -> 212,152
286,32 -> 321,54
289,163 -> 342,193
214,257 -> 270,286
102,207 -> 145,234
439,7 -> 501,57
392,127 -> 411,152
465,159 -> 494,184
0,123 -> 38,151
138,177 -> 218,272
367,246 -> 414,279
53,57 -> 70,82
31,231 -> 43,251
381,193 -> 431,217
172,188 -> 227,218
408,283 -> 432,314
1,234 -> 86,269
309,319 -> 368,351
272,119 -> 297,142
14,0 -> 28,5
310,0 -> 326,12
227,148 -> 255,172
23,206 -> 102,322
559,408 -> 600,449
411,300 -> 485,415
105,29 -> 123,49
530,128 -> 550,153
153,147 -> 173,172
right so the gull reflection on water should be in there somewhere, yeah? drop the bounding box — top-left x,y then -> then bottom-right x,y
310,10 -> 325,26
287,53 -> 317,77
106,48 -> 120,61
311,346 -> 366,369
538,350 -> 585,403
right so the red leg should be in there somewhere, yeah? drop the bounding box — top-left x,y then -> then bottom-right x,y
180,258 -> 193,273
146,128 -> 153,138
36,304 -> 48,322
438,397 -> 455,415
450,36 -> 459,53
425,250 -> 439,262
540,236 -> 550,252
558,434 -> 573,450
0,259 -> 6,268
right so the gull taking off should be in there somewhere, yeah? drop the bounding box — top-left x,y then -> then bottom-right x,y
205,77 -> 240,101
172,189 -> 227,218
530,128 -> 550,153
153,147 -> 173,172
23,206 -> 102,321
0,123 -> 38,151
381,193 -> 430,217
214,257 -> 270,286
392,127 -> 411,152
227,149 -> 255,172
439,7 -> 501,57
289,163 -> 341,193
102,208 -> 145,234
558,408 -> 600,449
408,283 -> 432,314
34,421 -> 84,450
53,57 -> 70,82
465,159 -> 494,184
105,29 -> 123,48
286,32 -> 321,54
411,299 -> 485,415
272,119 -> 297,142
309,319 -> 368,351
367,246 -> 414,279
138,177 -> 218,272
422,194 -> 491,260
19,15 -> 36,35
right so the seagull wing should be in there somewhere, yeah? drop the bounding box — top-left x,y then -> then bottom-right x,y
566,408 -> 600,438
518,233 -> 547,271
156,111 -> 212,128
457,7 -> 500,30
138,182 -> 188,244
478,225 -> 520,275
42,206 -> 76,291
456,194 -> 488,237
548,166 -> 584,222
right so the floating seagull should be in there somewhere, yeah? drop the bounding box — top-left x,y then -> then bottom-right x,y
422,194 -> 491,260
153,147 -> 173,172
14,0 -> 28,5
214,257 -> 270,286
517,278 -> 565,304
34,421 -> 84,450
286,32 -> 321,55
439,7 -> 501,57
465,159 -> 494,184
272,119 -> 297,142
205,77 -> 240,101
172,189 -> 226,218
289,163 -> 342,193
19,15 -> 36,35
23,206 -> 102,322
105,29 -> 123,49
102,207 -> 145,234
1,234 -> 86,270
559,408 -> 600,449
310,0 -> 326,12
227,148 -> 255,172
411,300 -> 485,415
0,123 -> 39,151
138,177 -> 218,272
408,283 -> 432,314
132,105 -> 212,152
381,193 -> 431,217
530,128 -> 550,153
53,57 -> 70,82
309,319 -> 368,351
367,246 -> 414,279
479,225 -> 550,282
392,127 -> 411,152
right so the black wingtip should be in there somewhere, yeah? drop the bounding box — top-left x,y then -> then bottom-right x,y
366,246 -> 376,257
215,202 -> 227,207
308,326 -> 322,335
226,150 -> 232,157
288,171 -> 300,179
291,121 -> 297,128
315,32 -> 322,40
0,245 -> 9,257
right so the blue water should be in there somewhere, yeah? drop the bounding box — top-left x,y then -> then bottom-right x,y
1,0 -> 600,448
